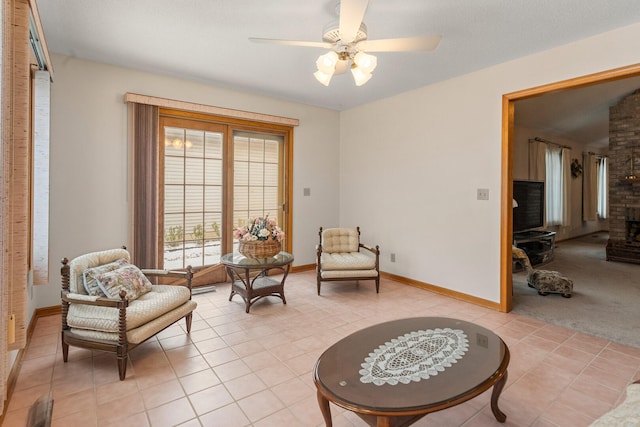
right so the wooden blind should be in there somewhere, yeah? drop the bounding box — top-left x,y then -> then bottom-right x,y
1,0 -> 31,413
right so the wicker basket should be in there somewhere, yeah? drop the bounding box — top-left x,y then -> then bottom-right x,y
239,240 -> 281,258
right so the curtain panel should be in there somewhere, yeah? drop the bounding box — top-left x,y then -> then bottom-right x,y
32,70 -> 50,285
545,146 -> 563,226
597,158 -> 608,219
561,148 -> 572,227
130,103 -> 160,269
528,140 -> 546,181
583,153 -> 598,222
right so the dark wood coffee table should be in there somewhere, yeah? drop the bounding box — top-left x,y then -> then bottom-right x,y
313,317 -> 509,426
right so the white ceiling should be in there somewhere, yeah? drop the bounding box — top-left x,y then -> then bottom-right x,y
514,77 -> 640,148
36,0 -> 640,146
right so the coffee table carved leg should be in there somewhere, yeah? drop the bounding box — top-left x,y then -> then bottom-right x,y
317,391 -> 333,427
490,370 -> 508,422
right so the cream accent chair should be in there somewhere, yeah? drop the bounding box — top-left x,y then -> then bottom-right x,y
316,227 -> 380,295
60,247 -> 196,380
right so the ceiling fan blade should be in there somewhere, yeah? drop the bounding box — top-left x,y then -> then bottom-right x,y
339,0 -> 369,43
357,35 -> 442,52
249,38 -> 333,48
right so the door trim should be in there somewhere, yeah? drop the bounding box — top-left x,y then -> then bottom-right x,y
500,63 -> 640,312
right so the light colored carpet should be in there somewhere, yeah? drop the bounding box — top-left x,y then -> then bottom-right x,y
512,232 -> 640,348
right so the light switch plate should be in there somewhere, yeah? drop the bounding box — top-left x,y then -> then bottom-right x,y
477,188 -> 489,200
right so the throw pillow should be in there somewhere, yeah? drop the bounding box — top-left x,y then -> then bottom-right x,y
82,258 -> 129,296
96,264 -> 153,301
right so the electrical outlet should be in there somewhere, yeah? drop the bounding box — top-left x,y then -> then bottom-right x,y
303,188 -> 311,196
390,253 -> 396,262
477,188 -> 489,200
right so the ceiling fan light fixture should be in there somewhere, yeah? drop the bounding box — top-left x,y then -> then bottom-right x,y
316,51 -> 339,74
314,69 -> 334,86
351,65 -> 372,86
353,51 -> 377,73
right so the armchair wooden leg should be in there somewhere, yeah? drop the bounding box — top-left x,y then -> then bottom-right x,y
61,335 -> 69,363
185,313 -> 193,333
375,277 -> 380,293
317,280 -> 321,295
118,356 -> 127,381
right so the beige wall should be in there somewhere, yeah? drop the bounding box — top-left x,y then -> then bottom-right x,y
339,23 -> 640,303
32,54 -> 340,309
32,22 -> 640,310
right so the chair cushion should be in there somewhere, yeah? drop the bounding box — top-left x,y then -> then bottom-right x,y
321,269 -> 378,279
95,263 -> 153,301
82,258 -> 129,296
322,228 -> 359,253
69,248 -> 130,295
321,252 -> 376,270
70,299 -> 197,345
67,284 -> 191,333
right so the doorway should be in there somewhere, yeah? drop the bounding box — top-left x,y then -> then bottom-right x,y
500,63 -> 640,312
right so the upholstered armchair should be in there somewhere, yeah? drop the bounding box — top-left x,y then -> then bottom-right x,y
316,227 -> 380,295
60,247 -> 196,380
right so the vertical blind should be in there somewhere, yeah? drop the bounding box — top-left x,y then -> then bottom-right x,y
131,103 -> 160,269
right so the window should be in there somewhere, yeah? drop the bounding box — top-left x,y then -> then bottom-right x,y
597,157 -> 608,219
545,146 -> 563,226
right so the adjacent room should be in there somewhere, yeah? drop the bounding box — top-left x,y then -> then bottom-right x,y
511,76 -> 640,348
2,0 -> 640,426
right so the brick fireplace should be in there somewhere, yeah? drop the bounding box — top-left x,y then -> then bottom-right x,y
627,206 -> 640,243
606,89 -> 640,264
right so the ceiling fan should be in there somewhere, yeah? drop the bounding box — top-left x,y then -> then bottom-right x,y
249,0 -> 441,86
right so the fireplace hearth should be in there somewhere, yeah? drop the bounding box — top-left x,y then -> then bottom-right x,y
607,206 -> 640,264
626,207 -> 640,243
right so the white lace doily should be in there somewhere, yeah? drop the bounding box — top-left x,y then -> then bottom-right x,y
359,327 -> 469,386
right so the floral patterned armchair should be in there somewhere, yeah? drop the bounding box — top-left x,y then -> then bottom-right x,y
60,247 -> 196,380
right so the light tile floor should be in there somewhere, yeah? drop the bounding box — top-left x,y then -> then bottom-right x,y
3,271 -> 640,426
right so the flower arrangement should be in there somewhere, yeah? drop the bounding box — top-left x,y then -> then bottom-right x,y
234,216 -> 284,258
234,216 -> 284,242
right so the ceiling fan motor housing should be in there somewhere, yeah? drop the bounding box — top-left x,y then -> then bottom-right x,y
322,19 -> 368,44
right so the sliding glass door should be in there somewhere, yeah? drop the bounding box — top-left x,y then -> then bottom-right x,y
159,113 -> 290,287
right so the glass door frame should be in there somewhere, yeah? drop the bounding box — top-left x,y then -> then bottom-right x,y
158,108 -> 293,278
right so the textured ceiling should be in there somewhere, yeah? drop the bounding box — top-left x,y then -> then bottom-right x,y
515,77 -> 640,148
36,0 -> 640,146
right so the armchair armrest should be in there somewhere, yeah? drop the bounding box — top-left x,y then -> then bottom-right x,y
360,243 -> 380,256
61,290 -> 127,309
63,292 -> 100,303
141,266 -> 194,290
141,269 -> 190,279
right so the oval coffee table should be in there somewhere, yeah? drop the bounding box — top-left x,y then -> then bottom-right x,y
313,317 -> 509,426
